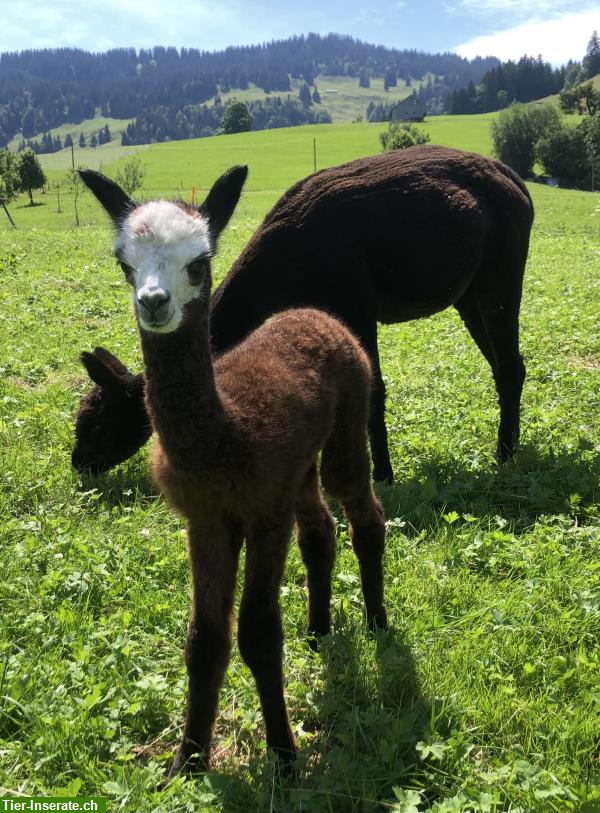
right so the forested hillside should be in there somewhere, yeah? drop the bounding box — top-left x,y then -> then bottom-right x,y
0,34 -> 498,146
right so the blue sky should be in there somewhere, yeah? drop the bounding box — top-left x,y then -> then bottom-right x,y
0,0 -> 597,65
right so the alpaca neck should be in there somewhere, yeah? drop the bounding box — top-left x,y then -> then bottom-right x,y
140,301 -> 226,467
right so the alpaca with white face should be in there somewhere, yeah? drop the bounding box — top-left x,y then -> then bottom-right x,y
79,166 -> 387,776
116,201 -> 213,333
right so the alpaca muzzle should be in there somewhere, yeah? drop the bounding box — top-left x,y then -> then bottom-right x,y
137,289 -> 173,328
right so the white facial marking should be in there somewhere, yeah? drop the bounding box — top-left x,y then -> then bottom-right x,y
115,201 -> 211,333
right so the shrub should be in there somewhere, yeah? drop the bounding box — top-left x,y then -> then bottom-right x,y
491,103 -> 561,178
536,115 -> 600,190
536,127 -> 590,188
380,122 -> 430,152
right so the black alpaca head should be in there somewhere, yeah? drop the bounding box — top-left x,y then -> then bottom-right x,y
72,347 -> 151,473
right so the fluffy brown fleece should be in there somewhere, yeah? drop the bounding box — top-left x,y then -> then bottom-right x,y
79,166 -> 387,776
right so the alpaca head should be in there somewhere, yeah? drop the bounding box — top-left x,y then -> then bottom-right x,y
79,166 -> 248,334
72,347 -> 151,473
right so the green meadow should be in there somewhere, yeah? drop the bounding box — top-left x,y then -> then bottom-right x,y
0,119 -> 598,811
4,115 -> 497,230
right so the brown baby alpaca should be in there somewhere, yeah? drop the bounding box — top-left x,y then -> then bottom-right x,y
79,166 -> 387,776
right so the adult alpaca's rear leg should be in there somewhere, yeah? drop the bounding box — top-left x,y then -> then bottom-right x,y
457,276 -> 525,463
295,464 -> 337,643
321,418 -> 387,631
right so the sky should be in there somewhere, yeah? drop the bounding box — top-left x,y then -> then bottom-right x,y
0,0 -> 597,66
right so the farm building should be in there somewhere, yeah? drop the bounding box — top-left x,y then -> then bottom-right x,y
390,96 -> 426,122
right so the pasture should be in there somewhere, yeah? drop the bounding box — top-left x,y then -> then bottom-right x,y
2,116 -> 497,231
0,123 -> 598,811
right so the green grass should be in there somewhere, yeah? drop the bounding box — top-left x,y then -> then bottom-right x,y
0,123 -> 599,811
218,73 -> 420,123
2,115 -> 496,231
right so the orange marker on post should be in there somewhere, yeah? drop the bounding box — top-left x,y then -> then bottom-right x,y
191,185 -> 196,203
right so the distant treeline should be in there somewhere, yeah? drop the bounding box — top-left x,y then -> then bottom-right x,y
444,56 -> 567,114
17,123 -> 113,154
121,96 -> 332,145
0,34 -> 498,146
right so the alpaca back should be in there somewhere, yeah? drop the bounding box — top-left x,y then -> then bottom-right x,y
152,308 -> 372,515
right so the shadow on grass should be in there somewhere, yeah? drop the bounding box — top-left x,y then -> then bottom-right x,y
375,441 -> 599,532
162,625 -> 430,813
18,201 -> 47,208
77,456 -> 156,507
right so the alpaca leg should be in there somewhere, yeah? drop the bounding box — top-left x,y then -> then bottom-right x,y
321,433 -> 387,631
473,291 -> 525,463
369,343 -> 394,484
238,517 -> 296,763
295,464 -> 337,642
170,518 -> 242,776
455,294 -> 496,370
345,314 -> 393,484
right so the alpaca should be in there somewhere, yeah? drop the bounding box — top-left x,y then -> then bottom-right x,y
73,146 -> 534,481
79,166 -> 388,773
72,347 -> 151,473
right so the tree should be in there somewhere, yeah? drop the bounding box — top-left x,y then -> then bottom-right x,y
491,103 -> 561,177
90,133 -> 98,148
559,81 -> 600,116
312,84 -> 321,104
79,132 -> 86,148
359,68 -> 370,89
583,30 -> 600,79
579,113 -> 600,190
18,148 -> 46,205
380,122 -> 430,152
536,114 -> 600,190
114,153 -> 147,196
64,134 -> 73,149
384,67 -> 397,91
299,82 -> 312,107
221,101 -> 252,134
536,126 -> 589,188
0,148 -> 20,227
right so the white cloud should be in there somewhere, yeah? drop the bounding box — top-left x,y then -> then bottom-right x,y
454,9 -> 599,64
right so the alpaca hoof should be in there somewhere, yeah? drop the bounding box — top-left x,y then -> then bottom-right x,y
307,618 -> 330,651
495,442 -> 514,465
368,607 -> 388,632
168,748 -> 207,779
271,743 -> 298,777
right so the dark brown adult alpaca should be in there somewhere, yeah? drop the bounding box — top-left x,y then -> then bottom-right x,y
79,166 -> 387,774
73,146 -> 534,481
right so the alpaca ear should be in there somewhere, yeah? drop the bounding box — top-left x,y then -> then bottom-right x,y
79,170 -> 133,225
92,347 -> 133,379
80,350 -> 128,393
199,165 -> 248,243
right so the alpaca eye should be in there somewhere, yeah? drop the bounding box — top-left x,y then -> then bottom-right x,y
187,258 -> 209,284
119,261 -> 134,281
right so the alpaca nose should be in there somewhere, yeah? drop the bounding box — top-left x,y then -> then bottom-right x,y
137,290 -> 171,321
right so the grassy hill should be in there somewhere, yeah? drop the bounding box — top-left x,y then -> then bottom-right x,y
4,114 -> 500,231
5,72 -> 421,156
218,72 -> 422,122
